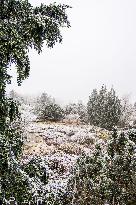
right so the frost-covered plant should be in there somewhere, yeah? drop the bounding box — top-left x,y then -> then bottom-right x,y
0,100 -> 33,204
119,95 -> 134,128
23,156 -> 49,185
38,103 -> 64,122
87,85 -> 122,130
64,101 -> 88,124
34,92 -> 54,115
9,90 -> 25,104
77,101 -> 88,124
66,129 -> 136,205
35,92 -> 64,122
65,103 -> 78,115
0,0 -> 70,203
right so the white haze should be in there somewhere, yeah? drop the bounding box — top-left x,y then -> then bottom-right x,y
7,0 -> 136,104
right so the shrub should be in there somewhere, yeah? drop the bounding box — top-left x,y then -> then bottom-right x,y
64,102 -> 88,124
38,103 -> 64,122
35,93 -> 64,122
119,95 -> 134,128
23,156 -> 49,185
87,85 -> 122,130
66,129 -> 136,205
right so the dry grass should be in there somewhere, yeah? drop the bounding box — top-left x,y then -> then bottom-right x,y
58,142 -> 84,155
22,122 -> 108,161
23,133 -> 57,156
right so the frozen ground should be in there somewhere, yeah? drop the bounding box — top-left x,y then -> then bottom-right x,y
20,104 -> 109,193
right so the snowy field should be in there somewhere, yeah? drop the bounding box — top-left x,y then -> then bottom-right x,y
20,105 -> 109,194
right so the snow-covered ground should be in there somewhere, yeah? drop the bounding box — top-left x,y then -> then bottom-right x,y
20,104 -> 109,194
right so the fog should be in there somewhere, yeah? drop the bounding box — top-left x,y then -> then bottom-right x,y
7,0 -> 136,104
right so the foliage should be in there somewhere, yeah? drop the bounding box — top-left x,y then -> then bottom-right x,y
34,92 -> 54,115
65,103 -> 78,115
66,129 -> 136,205
1,0 -> 70,85
9,89 -> 25,104
35,92 -> 64,122
0,109 -> 31,204
87,85 -> 122,130
0,0 -> 70,203
77,101 -> 88,123
38,102 -> 64,122
23,157 -> 49,185
64,101 -> 88,123
119,95 -> 134,127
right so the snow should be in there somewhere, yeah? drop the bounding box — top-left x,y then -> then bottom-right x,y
19,104 -> 109,196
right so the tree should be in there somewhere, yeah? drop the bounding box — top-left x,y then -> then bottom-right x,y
41,103 -> 64,122
77,101 -> 88,124
9,89 -> 24,104
133,102 -> 136,126
87,85 -> 122,130
64,102 -> 88,124
0,0 -> 70,203
65,103 -> 78,115
119,95 -> 134,127
35,93 -> 64,122
34,92 -> 54,116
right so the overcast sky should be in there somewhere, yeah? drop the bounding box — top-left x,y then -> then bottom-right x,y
8,0 -> 136,104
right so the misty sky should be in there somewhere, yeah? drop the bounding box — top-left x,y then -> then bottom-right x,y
8,0 -> 136,104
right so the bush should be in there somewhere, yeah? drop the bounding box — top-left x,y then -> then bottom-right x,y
35,93 -> 64,122
0,99 -> 33,204
119,95 -> 134,128
44,103 -> 64,122
23,157 -> 49,185
87,85 -> 122,130
66,129 -> 136,205
64,102 -> 88,124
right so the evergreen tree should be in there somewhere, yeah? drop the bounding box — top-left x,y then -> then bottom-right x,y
34,92 -> 54,116
0,0 -> 70,203
64,102 -> 88,124
104,88 -> 122,129
87,85 -> 122,130
87,88 -> 98,126
119,95 -> 134,127
65,103 -> 78,115
9,89 -> 24,104
35,92 -> 64,122
77,101 -> 88,124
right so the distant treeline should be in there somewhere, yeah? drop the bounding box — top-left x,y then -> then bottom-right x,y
9,85 -> 136,130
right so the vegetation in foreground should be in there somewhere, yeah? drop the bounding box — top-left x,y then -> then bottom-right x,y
1,0 -> 136,204
0,0 -> 70,203
66,129 -> 136,205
